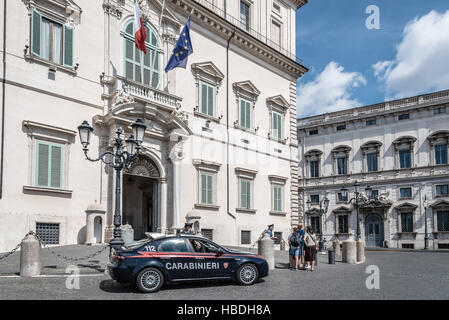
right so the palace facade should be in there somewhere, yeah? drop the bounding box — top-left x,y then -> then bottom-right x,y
0,0 -> 308,252
298,90 -> 449,250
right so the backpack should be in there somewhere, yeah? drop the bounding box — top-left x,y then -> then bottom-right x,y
290,233 -> 300,247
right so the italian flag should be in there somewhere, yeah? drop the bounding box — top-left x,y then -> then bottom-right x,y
134,0 -> 147,54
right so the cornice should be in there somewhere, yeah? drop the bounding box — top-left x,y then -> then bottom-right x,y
170,0 -> 308,79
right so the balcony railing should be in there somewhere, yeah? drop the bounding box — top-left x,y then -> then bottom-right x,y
192,0 -> 301,63
116,76 -> 182,110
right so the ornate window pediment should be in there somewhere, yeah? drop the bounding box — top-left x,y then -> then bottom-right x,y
266,95 -> 289,113
233,80 -> 261,101
333,206 -> 352,214
430,199 -> 449,209
395,202 -> 418,212
393,136 -> 417,149
27,0 -> 82,22
305,149 -> 323,159
191,61 -> 225,86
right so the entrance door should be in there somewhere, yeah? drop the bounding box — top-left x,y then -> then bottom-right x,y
123,175 -> 159,240
365,214 -> 384,247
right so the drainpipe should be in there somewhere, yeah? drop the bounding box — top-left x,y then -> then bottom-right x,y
226,29 -> 236,227
0,0 -> 7,199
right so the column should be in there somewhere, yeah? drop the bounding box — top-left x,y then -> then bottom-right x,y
159,178 -> 168,234
169,140 -> 185,232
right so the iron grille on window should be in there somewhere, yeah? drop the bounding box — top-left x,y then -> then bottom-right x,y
274,232 -> 282,245
202,229 -> 213,241
241,230 -> 251,245
36,222 -> 60,244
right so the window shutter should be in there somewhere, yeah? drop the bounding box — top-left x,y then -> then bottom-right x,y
207,175 -> 213,204
31,8 -> 41,57
207,85 -> 214,116
63,25 -> 74,68
201,83 -> 208,114
201,174 -> 207,204
50,145 -> 62,188
245,101 -> 251,128
37,143 -> 49,186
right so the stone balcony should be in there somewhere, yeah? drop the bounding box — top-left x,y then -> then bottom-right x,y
111,76 -> 182,111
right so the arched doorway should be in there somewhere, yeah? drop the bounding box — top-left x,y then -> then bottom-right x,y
365,214 -> 384,247
93,216 -> 102,244
122,156 -> 160,240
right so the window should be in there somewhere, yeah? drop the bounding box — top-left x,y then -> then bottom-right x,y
241,230 -> 251,245
201,229 -> 213,241
240,1 -> 250,31
240,179 -> 252,209
190,239 -> 221,253
437,211 -> 449,231
310,194 -> 320,204
398,114 -> 410,121
240,98 -> 252,129
272,111 -> 283,140
337,157 -> 348,175
366,152 -> 378,172
30,8 -> 74,67
370,190 -> 379,200
200,172 -> 214,205
310,216 -> 321,234
200,82 -> 215,117
36,141 -> 63,189
434,106 -> 446,115
400,187 -> 412,199
435,144 -> 448,165
310,160 -> 319,178
273,2 -> 281,13
272,185 -> 283,212
36,222 -> 60,245
124,20 -> 161,88
401,212 -> 414,232
436,185 -> 449,196
338,215 -> 349,234
336,124 -> 346,131
399,149 -> 411,169
271,21 -> 281,47
309,129 -> 318,136
337,192 -> 348,203
158,238 -> 189,252
366,119 -> 377,126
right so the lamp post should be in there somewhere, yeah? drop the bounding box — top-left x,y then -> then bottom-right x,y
340,181 -> 372,241
306,195 -> 330,252
77,119 -> 147,250
424,195 -> 429,250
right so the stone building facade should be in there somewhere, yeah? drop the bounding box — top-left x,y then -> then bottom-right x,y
0,0 -> 308,252
298,90 -> 449,250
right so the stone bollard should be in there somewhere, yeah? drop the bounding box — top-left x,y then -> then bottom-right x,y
258,232 -> 275,270
342,240 -> 357,264
333,239 -> 341,256
328,250 -> 336,265
20,234 -> 41,277
120,224 -> 134,245
356,239 -> 365,263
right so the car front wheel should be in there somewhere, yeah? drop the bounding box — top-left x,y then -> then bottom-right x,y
236,263 -> 259,286
136,268 -> 164,293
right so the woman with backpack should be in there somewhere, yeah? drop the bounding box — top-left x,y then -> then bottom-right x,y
304,226 -> 318,272
288,226 -> 301,270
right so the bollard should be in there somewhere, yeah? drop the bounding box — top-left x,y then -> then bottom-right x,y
356,239 -> 365,263
120,224 -> 134,245
342,240 -> 357,264
20,234 -> 41,277
328,250 -> 336,264
258,233 -> 275,270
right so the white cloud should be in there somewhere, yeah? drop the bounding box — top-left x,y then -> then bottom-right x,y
373,10 -> 449,98
297,61 -> 366,117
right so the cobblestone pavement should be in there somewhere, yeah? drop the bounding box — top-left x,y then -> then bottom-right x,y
1,245 -> 448,300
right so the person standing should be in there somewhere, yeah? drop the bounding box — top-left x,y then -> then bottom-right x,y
264,224 -> 278,240
297,224 -> 305,269
288,227 -> 300,270
181,223 -> 194,234
304,226 -> 318,272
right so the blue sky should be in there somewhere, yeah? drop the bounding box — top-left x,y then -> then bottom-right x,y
295,0 -> 449,117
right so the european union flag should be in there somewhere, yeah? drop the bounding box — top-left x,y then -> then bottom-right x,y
165,16 -> 193,72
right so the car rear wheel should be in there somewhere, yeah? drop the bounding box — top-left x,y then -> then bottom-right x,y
136,268 -> 164,293
236,263 -> 259,286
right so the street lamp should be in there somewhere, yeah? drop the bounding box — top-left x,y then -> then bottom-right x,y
423,195 -> 429,250
77,119 -> 147,250
340,181 -> 372,241
306,195 -> 330,252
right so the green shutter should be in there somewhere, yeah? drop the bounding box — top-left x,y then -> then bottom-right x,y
201,174 -> 207,204
207,85 -> 214,116
240,100 -> 245,127
207,175 -> 213,204
50,146 -> 62,188
201,83 -> 208,114
31,8 -> 41,57
245,101 -> 251,128
63,25 -> 74,67
37,143 -> 49,186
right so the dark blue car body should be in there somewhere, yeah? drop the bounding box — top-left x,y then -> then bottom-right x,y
108,235 -> 269,287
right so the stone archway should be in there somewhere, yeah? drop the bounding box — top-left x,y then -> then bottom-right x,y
123,155 -> 161,239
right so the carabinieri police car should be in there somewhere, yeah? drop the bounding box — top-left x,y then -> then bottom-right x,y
107,234 -> 269,293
